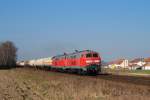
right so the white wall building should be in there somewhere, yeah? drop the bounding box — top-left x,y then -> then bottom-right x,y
120,59 -> 129,68
108,59 -> 129,69
129,58 -> 145,70
142,63 -> 150,70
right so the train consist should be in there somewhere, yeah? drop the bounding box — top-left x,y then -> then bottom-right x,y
17,57 -> 52,70
17,50 -> 101,75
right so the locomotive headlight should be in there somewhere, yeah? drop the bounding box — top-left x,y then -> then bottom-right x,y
86,60 -> 92,63
94,60 -> 100,63
86,60 -> 100,63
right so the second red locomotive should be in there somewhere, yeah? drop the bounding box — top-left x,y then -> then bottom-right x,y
51,50 -> 101,74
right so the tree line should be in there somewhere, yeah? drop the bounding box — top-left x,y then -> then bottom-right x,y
0,41 -> 17,68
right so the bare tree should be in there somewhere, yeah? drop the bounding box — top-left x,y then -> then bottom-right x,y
0,41 -> 17,68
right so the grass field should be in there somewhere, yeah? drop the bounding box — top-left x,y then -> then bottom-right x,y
0,67 -> 150,100
102,68 -> 150,76
129,70 -> 150,74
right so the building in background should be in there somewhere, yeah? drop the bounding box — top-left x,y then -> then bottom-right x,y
143,63 -> 150,70
108,59 -> 129,69
142,58 -> 150,70
129,58 -> 145,70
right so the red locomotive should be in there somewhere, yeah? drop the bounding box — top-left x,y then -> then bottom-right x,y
51,50 -> 101,74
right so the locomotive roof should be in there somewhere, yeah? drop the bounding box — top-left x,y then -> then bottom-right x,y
52,50 -> 97,58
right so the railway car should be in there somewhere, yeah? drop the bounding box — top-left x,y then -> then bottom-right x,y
51,50 -> 101,74
26,58 -> 52,70
28,60 -> 36,66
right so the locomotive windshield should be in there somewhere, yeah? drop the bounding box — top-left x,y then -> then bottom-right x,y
93,53 -> 98,57
86,53 -> 99,58
86,53 -> 92,58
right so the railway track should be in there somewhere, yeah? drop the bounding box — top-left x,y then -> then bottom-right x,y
95,74 -> 150,86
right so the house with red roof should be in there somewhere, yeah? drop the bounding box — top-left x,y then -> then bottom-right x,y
129,58 -> 146,70
143,63 -> 150,70
144,57 -> 150,62
142,58 -> 150,70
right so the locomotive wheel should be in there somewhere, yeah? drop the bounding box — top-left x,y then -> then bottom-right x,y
87,70 -> 98,76
77,69 -> 86,75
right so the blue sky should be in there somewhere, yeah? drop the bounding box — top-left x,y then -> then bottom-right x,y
0,0 -> 150,61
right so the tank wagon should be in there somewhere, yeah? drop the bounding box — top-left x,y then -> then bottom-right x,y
26,57 -> 52,69
51,50 -> 101,74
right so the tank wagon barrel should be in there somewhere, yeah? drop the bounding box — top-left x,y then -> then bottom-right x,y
22,57 -> 52,70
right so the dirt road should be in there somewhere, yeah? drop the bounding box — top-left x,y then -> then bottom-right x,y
0,68 -> 149,100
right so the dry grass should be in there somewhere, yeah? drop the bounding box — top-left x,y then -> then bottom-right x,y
0,68 -> 150,100
102,68 -> 150,77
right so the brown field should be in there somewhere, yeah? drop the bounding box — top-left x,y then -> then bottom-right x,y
0,67 -> 150,100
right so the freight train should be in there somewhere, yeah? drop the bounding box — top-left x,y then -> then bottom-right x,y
52,50 -> 101,74
18,50 -> 101,75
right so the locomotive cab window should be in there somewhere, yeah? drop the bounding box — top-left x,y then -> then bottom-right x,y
93,53 -> 98,57
86,53 -> 92,58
